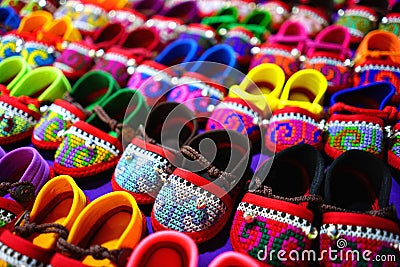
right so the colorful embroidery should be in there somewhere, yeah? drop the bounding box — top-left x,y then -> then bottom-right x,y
114,143 -> 172,198
21,41 -> 57,68
224,29 -> 254,65
153,174 -> 227,232
0,101 -> 37,138
231,201 -> 313,266
336,8 -> 377,41
33,103 -> 79,143
0,209 -> 16,228
146,17 -> 183,44
326,120 -> 383,157
0,240 -> 47,267
319,223 -> 400,267
93,52 -> 133,86
53,43 -> 94,75
266,112 -> 323,151
73,3 -> 107,33
0,34 -> 22,60
54,125 -> 119,168
353,64 -> 400,93
379,16 -> 400,37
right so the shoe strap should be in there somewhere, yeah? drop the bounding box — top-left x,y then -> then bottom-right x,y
13,210 -> 69,239
329,102 -> 399,122
0,181 -> 35,203
306,39 -> 352,58
57,237 -> 132,267
92,105 -> 123,137
63,92 -> 93,118
321,203 -> 398,221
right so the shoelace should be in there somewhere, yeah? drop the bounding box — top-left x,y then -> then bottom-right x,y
321,203 -> 399,221
0,181 -> 35,203
92,105 -> 123,137
57,236 -> 132,267
63,93 -> 93,118
13,210 -> 68,239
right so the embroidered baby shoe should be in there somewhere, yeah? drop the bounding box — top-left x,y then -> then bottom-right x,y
0,175 -> 87,266
72,1 -> 108,36
50,191 -> 144,267
19,0 -> 59,17
53,22 -> 125,82
201,6 -> 239,30
319,150 -> 400,267
302,25 -> 352,95
0,147 -> 51,230
0,56 -> 29,91
0,10 -> 52,61
54,89 -> 149,179
335,5 -> 378,44
379,2 -> 400,37
231,144 -> 324,266
288,4 -> 330,37
0,7 -> 20,35
0,66 -> 70,146
53,0 -> 82,20
325,82 -> 397,160
353,30 -> 400,103
152,130 -> 252,243
265,69 -> 327,153
32,70 -> 118,151
131,0 -> 164,17
127,38 -> 199,106
209,251 -> 262,267
166,44 -> 236,120
159,0 -> 199,25
258,1 -> 290,33
206,63 -> 285,145
92,27 -> 160,87
22,16 -> 82,68
127,231 -> 198,267
112,102 -> 197,205
178,24 -> 217,56
249,20 -> 308,78
107,8 -> 146,33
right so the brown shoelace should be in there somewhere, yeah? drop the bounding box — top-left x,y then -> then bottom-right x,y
92,106 -> 123,137
321,203 -> 399,221
0,181 -> 35,203
13,211 -> 68,240
63,93 -> 93,118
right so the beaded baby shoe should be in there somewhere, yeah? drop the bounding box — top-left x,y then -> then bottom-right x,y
127,38 -> 199,107
166,44 -> 236,121
127,231 -> 198,267
112,102 -> 197,205
92,27 -> 160,87
152,130 -> 252,243
0,147 -> 51,230
0,175 -> 87,267
258,1 -> 291,33
249,20 -> 308,78
32,70 -> 118,151
178,23 -> 217,57
0,56 -> 29,91
54,89 -> 149,179
53,22 -> 125,82
19,0 -> 59,17
353,30 -> 400,103
206,63 -> 285,145
335,5 -> 378,44
320,150 -> 400,267
287,4 -> 330,38
71,0 -> 108,36
230,144 -> 324,266
0,66 -> 70,146
21,16 -> 82,68
379,2 -> 400,37
302,25 -> 352,95
50,192 -> 144,267
265,69 -> 327,153
0,10 -> 52,61
325,82 -> 397,160
0,6 -> 20,35
107,8 -> 146,33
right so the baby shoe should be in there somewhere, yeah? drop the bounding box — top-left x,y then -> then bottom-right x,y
92,27 -> 160,87
54,89 -> 149,179
159,0 -> 199,25
325,82 -> 397,160
302,25 -> 352,95
19,0 -> 59,17
258,1 -> 291,33
319,150 -> 400,267
0,175 -> 87,266
53,22 -> 125,82
0,6 -> 20,35
230,144 -> 324,266
107,8 -> 147,33
72,1 -> 108,36
131,0 -> 164,17
32,70 -> 118,151
379,2 -> 400,37
353,30 -> 400,103
0,10 -> 52,61
178,24 -> 218,56
166,44 -> 236,120
335,5 -> 378,44
0,66 -> 70,146
206,63 -> 285,145
50,191 -> 144,267
265,69 -> 327,153
127,231 -> 198,267
112,102 -> 197,205
288,4 -> 330,38
209,251 -> 262,267
53,0 -> 82,20
201,6 -> 239,30
198,1 -> 230,19
249,20 -> 308,78
0,56 -> 29,91
152,130 -> 252,243
127,38 -> 199,107
0,147 -> 51,230
21,16 -> 82,68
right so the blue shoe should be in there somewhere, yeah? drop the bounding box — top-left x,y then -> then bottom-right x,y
0,7 -> 20,35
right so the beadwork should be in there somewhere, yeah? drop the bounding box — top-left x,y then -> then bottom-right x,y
0,101 -> 37,139
153,174 -> 227,233
0,34 -> 22,60
0,240 -> 48,267
0,209 -> 16,228
21,41 -> 57,68
353,64 -> 400,94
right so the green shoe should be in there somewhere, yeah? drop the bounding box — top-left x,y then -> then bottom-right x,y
0,56 -> 29,91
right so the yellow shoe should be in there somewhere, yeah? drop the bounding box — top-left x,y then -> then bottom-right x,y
50,191 -> 145,267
